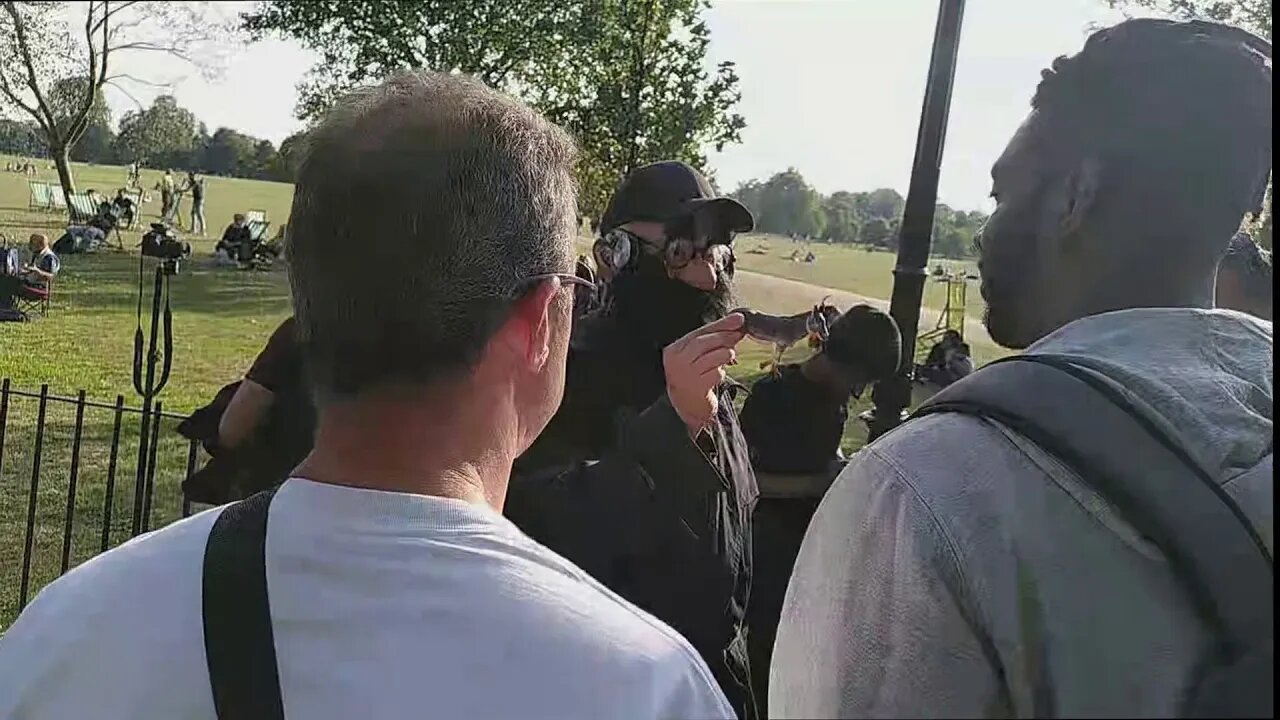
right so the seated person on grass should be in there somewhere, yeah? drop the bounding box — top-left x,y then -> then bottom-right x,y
739,303 -> 902,475
0,233 -> 59,310
215,213 -> 252,262
917,328 -> 975,388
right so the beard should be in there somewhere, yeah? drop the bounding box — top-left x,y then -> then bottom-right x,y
608,253 -> 737,349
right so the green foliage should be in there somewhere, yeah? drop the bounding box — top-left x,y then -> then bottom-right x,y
732,168 -> 987,257
116,96 -> 203,169
241,0 -> 746,220
0,117 -> 43,156
1105,0 -> 1270,38
201,127 -> 259,177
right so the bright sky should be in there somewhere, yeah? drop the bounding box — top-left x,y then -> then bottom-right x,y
102,0 -> 1139,212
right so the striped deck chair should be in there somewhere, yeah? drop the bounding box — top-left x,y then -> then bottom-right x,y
28,180 -> 52,211
49,186 -> 68,212
246,209 -> 267,224
68,192 -> 98,224
247,220 -> 271,243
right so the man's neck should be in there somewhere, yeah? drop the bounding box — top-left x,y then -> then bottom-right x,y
800,355 -> 853,400
294,386 -> 517,511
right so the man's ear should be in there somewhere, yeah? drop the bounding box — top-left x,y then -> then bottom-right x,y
1060,156 -> 1100,238
503,279 -> 560,371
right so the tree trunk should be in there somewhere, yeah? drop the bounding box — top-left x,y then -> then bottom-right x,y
51,144 -> 77,218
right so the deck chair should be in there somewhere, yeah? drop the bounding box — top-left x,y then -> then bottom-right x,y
68,192 -> 98,224
247,220 -> 271,243
246,210 -> 267,224
28,180 -> 52,211
49,186 -> 68,213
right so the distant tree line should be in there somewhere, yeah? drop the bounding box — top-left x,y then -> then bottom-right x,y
1,92 -> 305,183
731,168 -> 988,259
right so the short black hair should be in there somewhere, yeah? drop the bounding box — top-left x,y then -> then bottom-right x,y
822,305 -> 901,382
1032,19 -> 1271,253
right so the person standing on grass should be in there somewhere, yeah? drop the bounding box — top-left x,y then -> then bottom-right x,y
506,160 -> 761,719
185,171 -> 207,236
0,70 -> 735,720
772,19 -> 1272,718
159,168 -> 176,222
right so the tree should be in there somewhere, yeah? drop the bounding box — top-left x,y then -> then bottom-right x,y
242,0 -> 746,220
273,130 -> 309,182
821,191 -> 861,243
1106,0 -> 1269,37
201,126 -> 257,176
52,76 -> 113,163
861,187 -> 906,223
116,95 -> 202,170
860,217 -> 892,248
735,168 -> 825,237
0,1 -> 229,210
0,117 -> 44,156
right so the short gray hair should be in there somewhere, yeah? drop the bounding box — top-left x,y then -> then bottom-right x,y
288,70 -> 579,400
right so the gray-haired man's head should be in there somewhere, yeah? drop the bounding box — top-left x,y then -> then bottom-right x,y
288,70 -> 580,421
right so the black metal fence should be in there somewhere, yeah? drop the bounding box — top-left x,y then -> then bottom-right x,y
0,378 -> 204,627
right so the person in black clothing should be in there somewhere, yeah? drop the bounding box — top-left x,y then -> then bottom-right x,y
180,316 -> 317,503
737,303 -> 901,715
217,214 -> 253,264
506,160 -> 761,718
917,328 -> 975,388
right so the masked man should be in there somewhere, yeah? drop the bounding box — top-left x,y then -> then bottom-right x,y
508,161 -> 761,718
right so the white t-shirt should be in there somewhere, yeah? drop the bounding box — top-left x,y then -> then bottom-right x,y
0,478 -> 734,720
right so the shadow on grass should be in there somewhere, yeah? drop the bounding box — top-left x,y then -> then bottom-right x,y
52,253 -> 291,320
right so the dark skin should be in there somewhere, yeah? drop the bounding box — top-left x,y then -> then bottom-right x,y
799,353 -> 867,399
978,110 -> 1219,349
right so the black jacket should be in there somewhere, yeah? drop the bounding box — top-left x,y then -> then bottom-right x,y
506,312 -> 759,718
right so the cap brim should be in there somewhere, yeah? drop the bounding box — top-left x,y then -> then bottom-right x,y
683,197 -> 755,233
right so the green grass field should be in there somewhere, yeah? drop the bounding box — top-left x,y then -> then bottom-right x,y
0,154 -> 995,625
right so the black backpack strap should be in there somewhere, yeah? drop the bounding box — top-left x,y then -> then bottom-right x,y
913,354 -> 1273,698
202,488 -> 285,720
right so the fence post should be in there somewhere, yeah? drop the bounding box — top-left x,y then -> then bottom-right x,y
100,395 -> 125,553
141,401 -> 163,532
60,390 -> 87,574
19,384 -> 50,610
0,378 -> 9,495
183,438 -> 199,519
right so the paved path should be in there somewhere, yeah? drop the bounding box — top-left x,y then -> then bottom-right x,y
734,269 -> 996,349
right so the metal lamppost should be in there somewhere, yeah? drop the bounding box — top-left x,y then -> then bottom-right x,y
866,0 -> 966,442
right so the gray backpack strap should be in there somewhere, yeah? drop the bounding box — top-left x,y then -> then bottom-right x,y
202,489 -> 285,719
914,354 -> 1272,718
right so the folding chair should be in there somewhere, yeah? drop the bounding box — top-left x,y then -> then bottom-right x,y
68,192 -> 98,224
28,180 -> 52,211
247,220 -> 271,243
13,279 -> 52,320
246,210 -> 267,224
49,186 -> 68,213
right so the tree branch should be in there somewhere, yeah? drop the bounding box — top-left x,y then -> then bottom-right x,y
2,1 -> 58,136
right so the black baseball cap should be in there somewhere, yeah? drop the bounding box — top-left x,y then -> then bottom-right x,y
600,161 -> 755,236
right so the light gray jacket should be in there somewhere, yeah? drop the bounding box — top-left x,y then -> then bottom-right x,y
771,308 -> 1273,718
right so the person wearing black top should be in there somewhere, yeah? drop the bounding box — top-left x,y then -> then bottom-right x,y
185,171 -> 207,236
506,160 -> 761,719
218,214 -> 253,264
180,317 -> 316,502
738,303 -> 901,714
